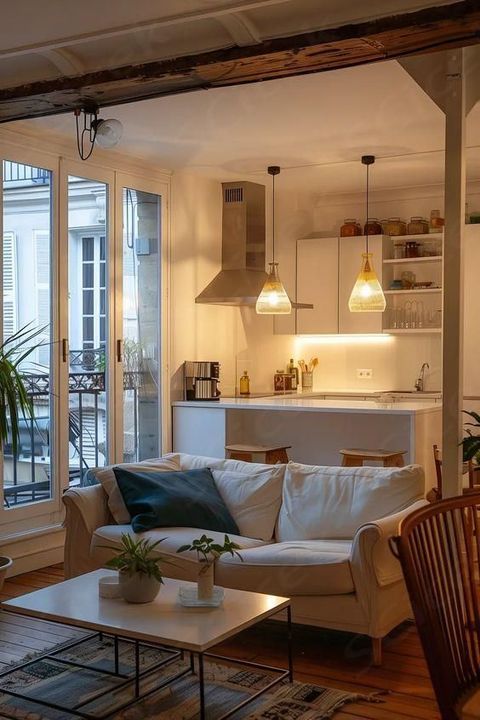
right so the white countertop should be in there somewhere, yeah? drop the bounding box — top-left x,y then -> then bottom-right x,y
173,397 -> 441,415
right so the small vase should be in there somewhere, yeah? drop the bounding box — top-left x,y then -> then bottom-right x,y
197,561 -> 214,600
0,557 -> 12,592
119,571 -> 161,603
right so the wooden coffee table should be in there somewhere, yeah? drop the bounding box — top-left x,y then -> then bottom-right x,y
1,569 -> 292,720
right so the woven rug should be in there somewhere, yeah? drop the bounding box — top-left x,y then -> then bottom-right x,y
0,634 -> 384,719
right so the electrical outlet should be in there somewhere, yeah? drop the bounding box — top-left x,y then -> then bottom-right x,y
357,368 -> 373,379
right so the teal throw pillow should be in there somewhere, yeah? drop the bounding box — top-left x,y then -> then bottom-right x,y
113,466 -> 239,535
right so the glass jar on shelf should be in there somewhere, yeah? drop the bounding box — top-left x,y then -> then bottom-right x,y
363,218 -> 383,235
385,217 -> 407,236
405,241 -> 420,258
340,219 -> 362,237
407,216 -> 429,235
393,242 -> 405,259
429,210 -> 444,232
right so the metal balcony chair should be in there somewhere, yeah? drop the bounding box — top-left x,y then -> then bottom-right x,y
393,494 -> 480,720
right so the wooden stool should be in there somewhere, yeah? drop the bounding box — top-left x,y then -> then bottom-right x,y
340,448 -> 406,468
225,444 -> 291,464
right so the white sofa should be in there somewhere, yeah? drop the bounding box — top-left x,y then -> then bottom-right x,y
63,452 -> 426,664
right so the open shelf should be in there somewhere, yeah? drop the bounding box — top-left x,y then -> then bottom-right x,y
383,256 -> 442,265
384,288 -> 442,295
383,328 -> 442,335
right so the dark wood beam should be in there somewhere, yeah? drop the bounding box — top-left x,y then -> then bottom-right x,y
1,0 -> 479,122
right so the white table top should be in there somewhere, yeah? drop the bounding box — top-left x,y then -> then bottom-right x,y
2,570 -> 290,652
173,396 -> 441,415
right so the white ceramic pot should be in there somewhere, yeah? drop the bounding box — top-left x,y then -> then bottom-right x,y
119,571 -> 161,603
0,556 -> 13,592
197,561 -> 215,600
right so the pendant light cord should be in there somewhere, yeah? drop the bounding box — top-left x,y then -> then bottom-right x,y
272,171 -> 275,263
366,162 -> 369,254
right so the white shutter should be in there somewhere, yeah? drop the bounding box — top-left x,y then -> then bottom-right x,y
3,231 -> 17,339
34,230 -> 50,366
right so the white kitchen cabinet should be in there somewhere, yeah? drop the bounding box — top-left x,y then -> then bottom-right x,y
338,235 -> 384,334
464,225 -> 480,396
296,237 -> 338,334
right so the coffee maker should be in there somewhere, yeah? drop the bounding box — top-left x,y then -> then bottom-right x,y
183,361 -> 220,401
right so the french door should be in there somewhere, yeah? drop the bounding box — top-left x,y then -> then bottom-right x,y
0,156 -> 167,538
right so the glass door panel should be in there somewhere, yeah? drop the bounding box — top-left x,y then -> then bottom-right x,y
68,176 -> 109,478
2,160 -> 53,507
122,188 -> 160,462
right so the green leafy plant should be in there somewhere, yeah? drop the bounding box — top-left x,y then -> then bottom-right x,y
462,410 -> 480,461
104,533 -> 167,583
0,324 -> 46,456
177,534 -> 242,573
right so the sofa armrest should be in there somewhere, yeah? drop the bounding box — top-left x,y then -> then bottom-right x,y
350,500 -> 428,587
62,485 -> 112,578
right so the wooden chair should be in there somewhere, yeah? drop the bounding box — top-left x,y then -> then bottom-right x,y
339,448 -> 406,467
429,444 -> 480,502
393,494 -> 480,719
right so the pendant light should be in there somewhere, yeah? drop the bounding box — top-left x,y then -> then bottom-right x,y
348,155 -> 386,313
256,166 -> 292,314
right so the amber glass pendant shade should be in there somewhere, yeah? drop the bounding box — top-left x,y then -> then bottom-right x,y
256,262 -> 292,314
348,253 -> 386,312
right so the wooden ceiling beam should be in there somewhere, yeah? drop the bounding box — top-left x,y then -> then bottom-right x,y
0,0 -> 479,122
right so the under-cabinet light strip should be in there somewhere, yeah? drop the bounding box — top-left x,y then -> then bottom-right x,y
295,334 -> 394,345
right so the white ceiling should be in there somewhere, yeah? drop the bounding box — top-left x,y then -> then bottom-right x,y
19,58 -> 480,194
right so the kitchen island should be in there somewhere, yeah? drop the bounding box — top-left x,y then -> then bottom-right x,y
172,397 -> 441,489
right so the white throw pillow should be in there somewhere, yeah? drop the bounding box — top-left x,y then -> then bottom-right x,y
277,462 -> 425,541
211,466 -> 284,541
93,453 -> 181,524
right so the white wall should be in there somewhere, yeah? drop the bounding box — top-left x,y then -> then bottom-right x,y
170,170 -> 480,396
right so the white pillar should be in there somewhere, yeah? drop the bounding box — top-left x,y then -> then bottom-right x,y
442,50 -> 466,497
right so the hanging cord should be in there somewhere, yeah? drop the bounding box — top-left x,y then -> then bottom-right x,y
366,161 -> 369,255
272,171 -> 275,263
75,109 -> 98,161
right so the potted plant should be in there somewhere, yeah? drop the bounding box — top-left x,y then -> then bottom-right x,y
104,533 -> 167,603
0,325 -> 45,592
462,410 -> 480,461
177,534 -> 242,600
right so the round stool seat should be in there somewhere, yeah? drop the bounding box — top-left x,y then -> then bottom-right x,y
225,444 -> 291,464
340,448 -> 406,468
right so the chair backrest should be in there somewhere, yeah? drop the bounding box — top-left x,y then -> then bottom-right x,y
394,494 -> 480,719
432,444 -> 476,500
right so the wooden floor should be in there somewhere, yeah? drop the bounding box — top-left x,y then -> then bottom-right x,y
0,565 -> 441,719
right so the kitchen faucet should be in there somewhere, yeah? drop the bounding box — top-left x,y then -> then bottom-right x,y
414,363 -> 430,392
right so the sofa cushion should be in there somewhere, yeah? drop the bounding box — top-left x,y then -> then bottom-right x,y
211,467 -> 283,542
84,454 -> 181,524
178,453 -> 286,477
91,525 -> 267,582
113,466 -> 239,534
216,540 -> 354,596
277,462 -> 425,542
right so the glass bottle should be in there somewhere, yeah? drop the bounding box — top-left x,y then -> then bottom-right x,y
239,370 -> 250,396
287,358 -> 298,390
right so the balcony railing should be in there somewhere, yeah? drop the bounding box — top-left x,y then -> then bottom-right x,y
3,348 -> 142,507
3,161 -> 50,185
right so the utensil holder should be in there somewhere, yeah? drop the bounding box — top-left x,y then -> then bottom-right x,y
301,371 -> 313,389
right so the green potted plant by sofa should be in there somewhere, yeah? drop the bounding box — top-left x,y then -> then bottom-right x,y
177,534 -> 242,600
0,325 -> 46,592
104,533 -> 168,603
462,410 -> 480,462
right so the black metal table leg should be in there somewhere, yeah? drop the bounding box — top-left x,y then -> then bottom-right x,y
198,653 -> 206,720
287,604 -> 294,682
114,635 -> 119,675
135,640 -> 140,698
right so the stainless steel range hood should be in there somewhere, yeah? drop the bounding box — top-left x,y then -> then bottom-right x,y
195,180 -> 312,309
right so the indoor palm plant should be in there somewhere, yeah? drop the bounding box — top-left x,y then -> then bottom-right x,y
177,534 -> 242,600
104,533 -> 168,603
462,410 -> 480,462
0,324 -> 46,592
